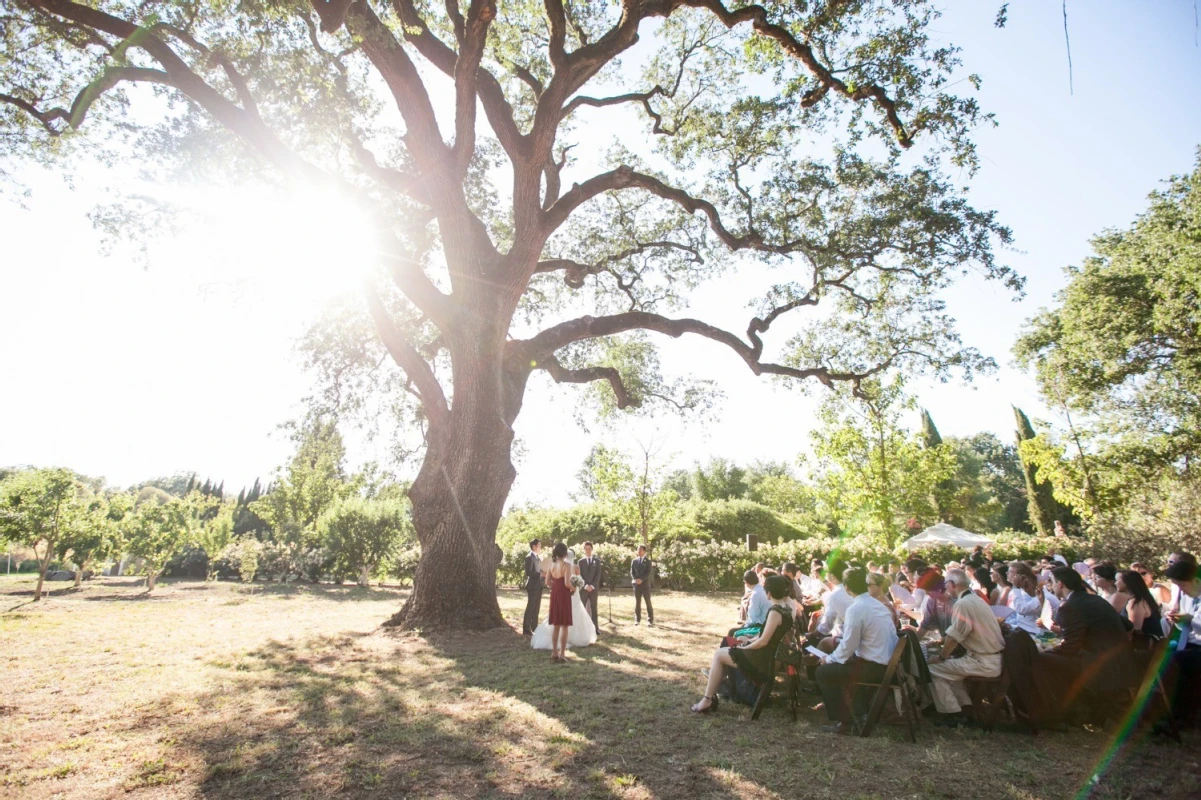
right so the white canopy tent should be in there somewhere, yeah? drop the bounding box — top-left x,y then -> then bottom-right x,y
902,522 -> 995,551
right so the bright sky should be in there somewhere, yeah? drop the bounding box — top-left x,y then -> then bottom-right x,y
2,2 -> 1200,505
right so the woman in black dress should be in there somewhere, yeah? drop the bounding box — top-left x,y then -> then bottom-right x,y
691,575 -> 793,713
1118,568 -> 1163,640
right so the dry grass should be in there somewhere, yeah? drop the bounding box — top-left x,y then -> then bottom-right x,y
1,574 -> 1198,799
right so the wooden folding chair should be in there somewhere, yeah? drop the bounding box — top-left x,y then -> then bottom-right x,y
848,637 -> 920,741
750,630 -> 802,721
965,670 -> 1012,732
1127,634 -> 1181,742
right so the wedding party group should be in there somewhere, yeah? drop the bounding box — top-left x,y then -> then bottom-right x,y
688,544 -> 1201,738
521,538 -> 654,662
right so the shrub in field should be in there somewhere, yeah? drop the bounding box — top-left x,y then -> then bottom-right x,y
124,498 -> 191,591
318,497 -> 412,587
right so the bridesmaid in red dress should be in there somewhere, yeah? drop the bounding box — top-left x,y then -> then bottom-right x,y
547,542 -> 575,662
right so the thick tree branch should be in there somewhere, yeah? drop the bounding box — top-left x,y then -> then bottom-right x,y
4,65 -> 171,134
513,310 -> 905,391
544,0 -> 568,71
544,166 -> 790,254
366,288 -> 451,427
451,1 -> 496,177
536,355 -> 635,409
390,0 -> 524,159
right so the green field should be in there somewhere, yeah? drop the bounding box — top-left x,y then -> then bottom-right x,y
1,575 -> 1197,799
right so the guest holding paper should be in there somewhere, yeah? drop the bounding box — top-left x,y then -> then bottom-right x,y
925,569 -> 1006,727
1164,558 -> 1201,727
814,568 -> 898,734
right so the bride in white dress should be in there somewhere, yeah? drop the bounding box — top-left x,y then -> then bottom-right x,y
530,550 -> 597,650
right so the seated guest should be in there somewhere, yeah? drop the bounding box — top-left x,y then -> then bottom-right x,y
733,569 -> 770,636
815,568 -> 899,734
1091,562 -> 1130,614
1117,569 -> 1163,641
866,572 -> 899,629
973,566 -> 998,604
1165,551 -> 1198,609
925,568 -> 1006,726
1164,558 -> 1201,726
812,557 -> 852,653
692,575 -> 794,713
1131,562 -> 1172,607
1039,566 -> 1136,720
966,545 -> 987,570
991,563 -> 1013,606
1004,561 -> 1042,635
907,569 -> 953,640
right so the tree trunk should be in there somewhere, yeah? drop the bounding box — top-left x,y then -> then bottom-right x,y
359,564 -> 371,588
147,572 -> 157,592
387,317 -> 527,631
35,564 -> 46,601
73,568 -> 82,589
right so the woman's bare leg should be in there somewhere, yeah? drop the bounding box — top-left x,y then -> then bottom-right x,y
694,648 -> 736,709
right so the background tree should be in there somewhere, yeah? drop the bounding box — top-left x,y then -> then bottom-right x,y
193,496 -> 235,580
1015,152 -> 1201,517
1014,406 -> 1061,534
57,491 -> 132,588
318,496 -> 413,587
809,378 -> 955,548
124,496 -> 192,591
3,0 -> 1017,629
0,468 -> 85,600
250,416 -> 355,579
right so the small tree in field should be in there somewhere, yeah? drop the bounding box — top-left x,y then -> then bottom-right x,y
57,491 -> 132,588
318,497 -> 412,587
192,494 -> 235,581
0,468 -> 84,600
3,1 -> 1018,628
124,497 -> 192,591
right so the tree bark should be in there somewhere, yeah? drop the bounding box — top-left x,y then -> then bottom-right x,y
359,564 -> 371,588
387,316 -> 528,631
73,568 -> 82,589
35,564 -> 46,601
147,572 -> 157,592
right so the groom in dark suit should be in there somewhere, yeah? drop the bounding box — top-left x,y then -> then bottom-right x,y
631,544 -> 654,626
578,541 -> 603,629
522,538 -> 543,635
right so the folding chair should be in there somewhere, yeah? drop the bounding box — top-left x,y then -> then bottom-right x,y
848,637 -> 920,741
965,670 -> 1012,732
1127,634 -> 1181,742
750,628 -> 802,721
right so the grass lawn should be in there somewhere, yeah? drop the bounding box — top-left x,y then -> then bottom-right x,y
1,574 -> 1198,799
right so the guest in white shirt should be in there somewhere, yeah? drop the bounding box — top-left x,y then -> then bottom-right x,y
744,571 -> 771,628
815,568 -> 899,734
812,558 -> 852,653
1004,562 -> 1042,635
1165,558 -> 1201,726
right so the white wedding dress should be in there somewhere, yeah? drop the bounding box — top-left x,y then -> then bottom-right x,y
530,559 -> 597,650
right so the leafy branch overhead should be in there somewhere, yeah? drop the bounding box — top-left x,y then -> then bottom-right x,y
3,0 -> 1016,427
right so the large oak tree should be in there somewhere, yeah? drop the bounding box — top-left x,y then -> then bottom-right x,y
2,0 -> 1018,629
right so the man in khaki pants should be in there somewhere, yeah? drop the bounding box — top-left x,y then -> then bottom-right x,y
925,568 -> 1005,727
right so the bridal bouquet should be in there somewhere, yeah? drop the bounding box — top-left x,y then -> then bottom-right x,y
570,575 -> 585,590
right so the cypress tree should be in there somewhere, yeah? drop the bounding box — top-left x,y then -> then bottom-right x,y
1014,406 -> 1057,535
920,409 -> 943,449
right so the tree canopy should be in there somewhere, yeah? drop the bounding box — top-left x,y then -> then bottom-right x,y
2,0 -> 1018,629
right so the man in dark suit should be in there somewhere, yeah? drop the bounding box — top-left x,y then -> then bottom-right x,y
1040,565 -> 1136,719
577,541 -> 603,630
631,544 -> 654,626
522,538 -> 544,635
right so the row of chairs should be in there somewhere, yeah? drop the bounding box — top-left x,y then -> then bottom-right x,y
746,624 -> 1180,743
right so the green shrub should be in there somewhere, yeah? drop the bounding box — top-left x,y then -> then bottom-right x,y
684,499 -> 821,545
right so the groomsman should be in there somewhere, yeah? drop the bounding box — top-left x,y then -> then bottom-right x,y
631,544 -> 654,626
522,539 -> 543,635
578,541 -> 603,629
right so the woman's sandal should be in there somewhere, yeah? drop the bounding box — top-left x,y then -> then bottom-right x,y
690,695 -> 719,714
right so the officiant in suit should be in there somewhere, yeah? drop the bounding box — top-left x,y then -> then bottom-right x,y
631,544 -> 654,626
522,538 -> 544,635
578,541 -> 603,629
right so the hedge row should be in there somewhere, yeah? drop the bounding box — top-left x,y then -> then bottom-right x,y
495,531 -> 1115,592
